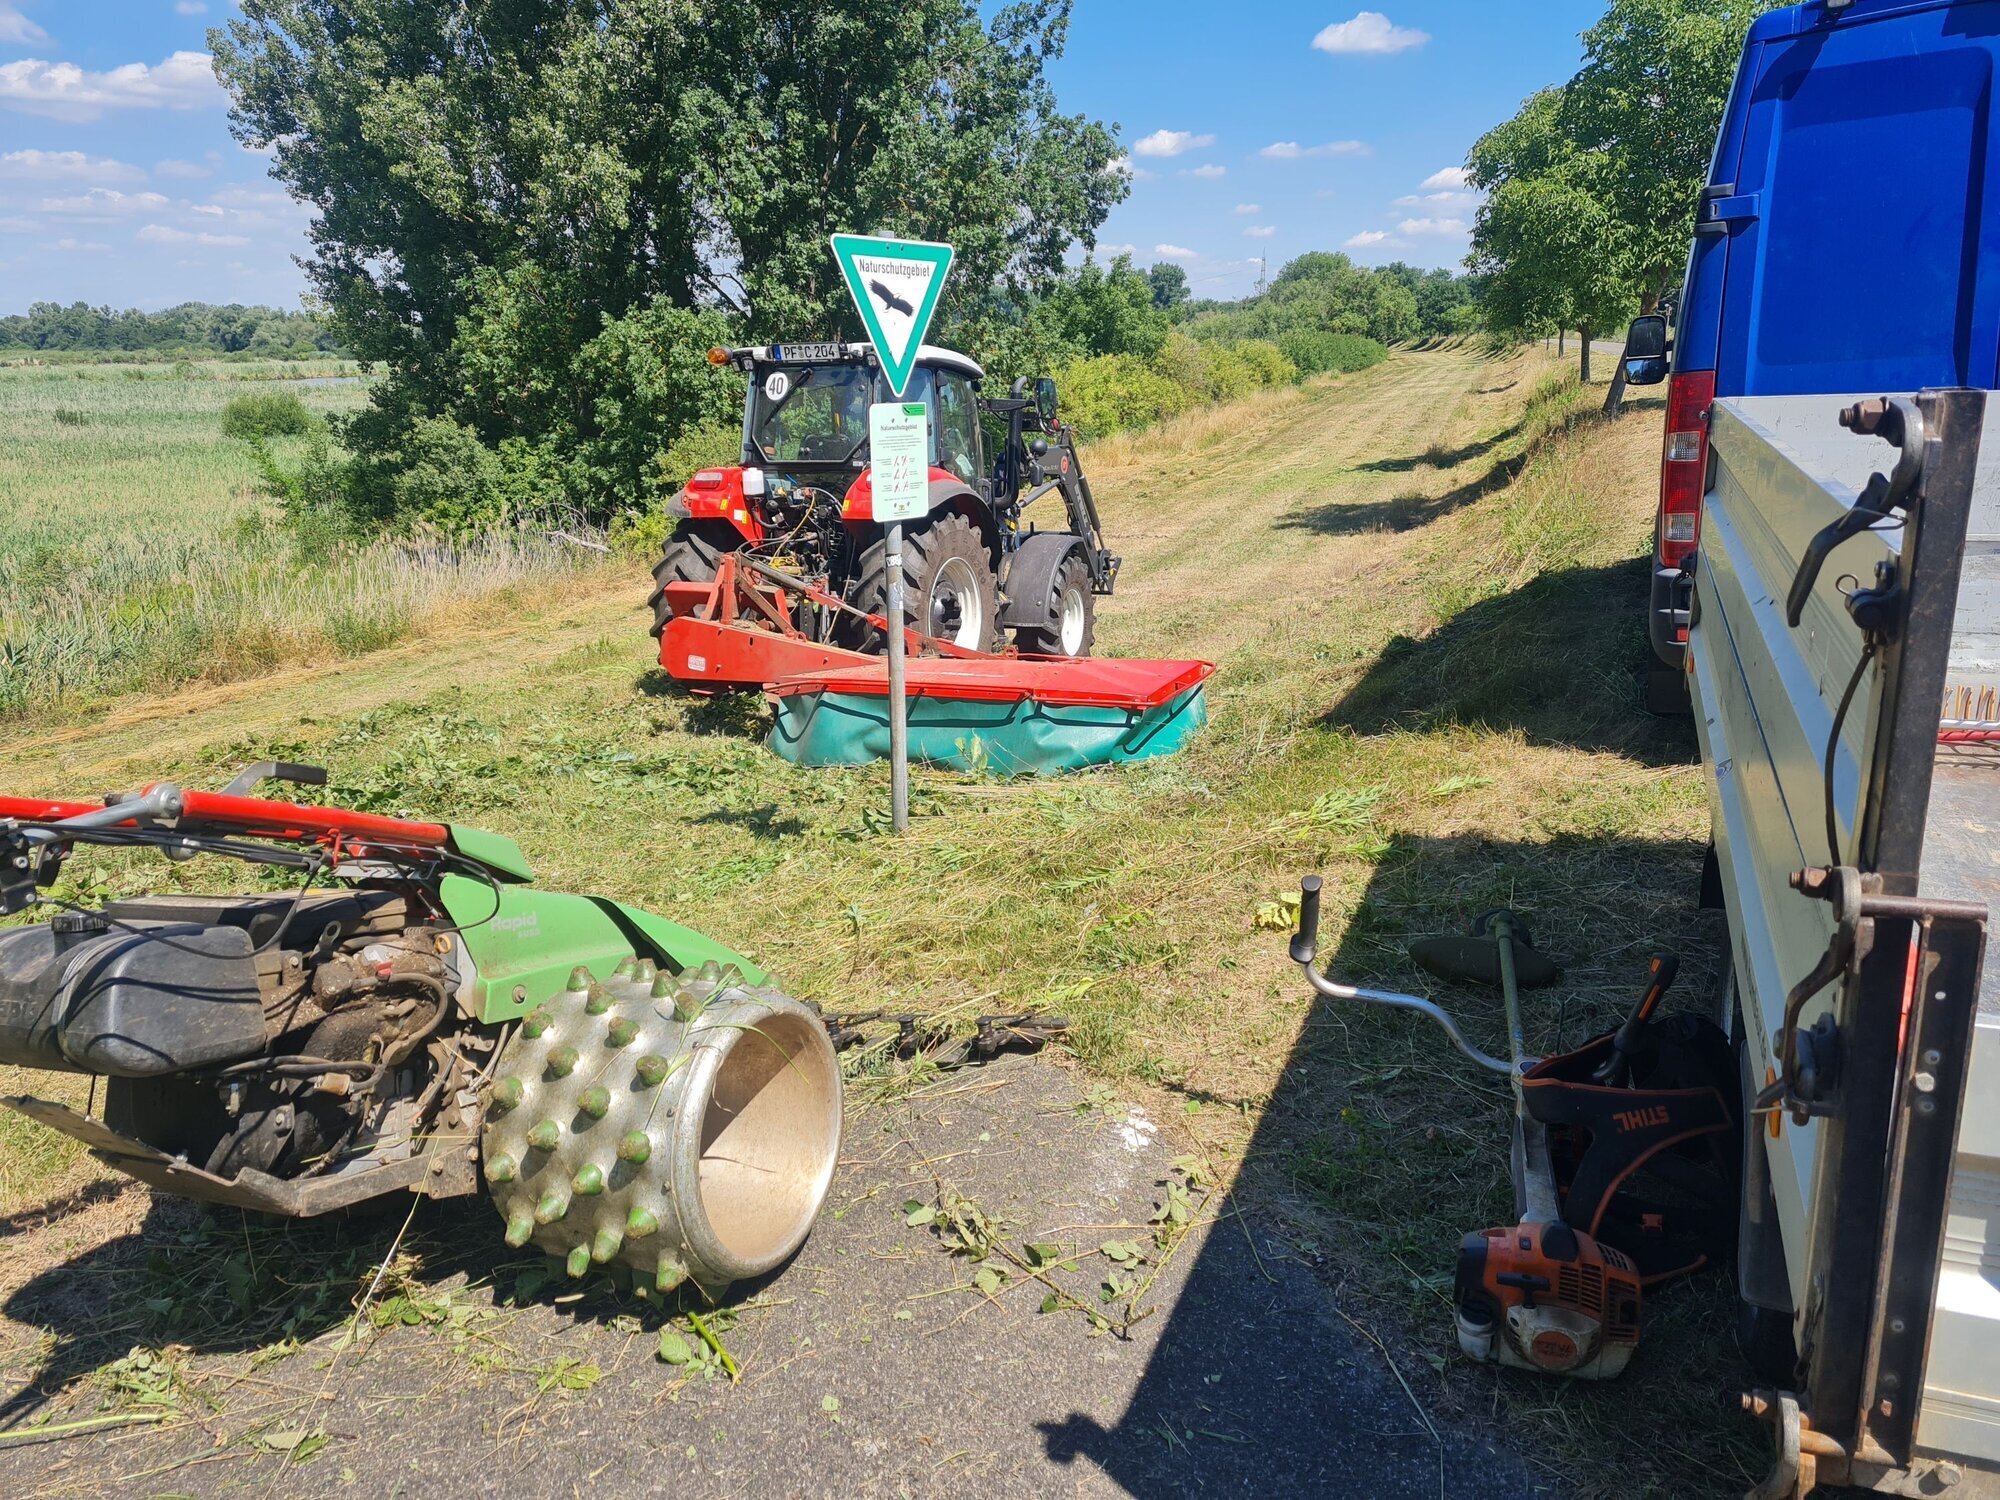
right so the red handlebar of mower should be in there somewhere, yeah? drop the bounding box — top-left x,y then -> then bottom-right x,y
0,789 -> 449,856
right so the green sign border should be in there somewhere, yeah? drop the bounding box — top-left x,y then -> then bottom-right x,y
829,233 -> 955,399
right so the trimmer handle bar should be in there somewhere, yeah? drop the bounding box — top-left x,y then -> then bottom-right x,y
1288,876 -> 1515,1076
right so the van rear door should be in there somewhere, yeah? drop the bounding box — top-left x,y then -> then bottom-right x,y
1715,0 -> 2000,399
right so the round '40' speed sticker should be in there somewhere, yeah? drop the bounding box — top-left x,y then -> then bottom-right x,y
763,370 -> 791,402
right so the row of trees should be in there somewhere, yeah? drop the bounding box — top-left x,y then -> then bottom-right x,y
1185,255 -> 1477,347
0,301 -> 338,356
214,0 -> 1123,528
214,0 -> 1475,535
1466,0 -> 1760,405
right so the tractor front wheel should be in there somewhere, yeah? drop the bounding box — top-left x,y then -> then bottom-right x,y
1013,550 -> 1095,658
840,513 -> 998,654
648,522 -> 735,638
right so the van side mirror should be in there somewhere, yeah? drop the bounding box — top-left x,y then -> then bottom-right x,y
1623,314 -> 1669,386
1034,376 -> 1058,425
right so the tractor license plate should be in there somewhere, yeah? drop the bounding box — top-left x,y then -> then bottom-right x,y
773,342 -> 844,363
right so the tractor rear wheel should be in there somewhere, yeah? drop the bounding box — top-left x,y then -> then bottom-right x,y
1013,550 -> 1095,657
839,513 -> 998,654
648,522 -> 735,638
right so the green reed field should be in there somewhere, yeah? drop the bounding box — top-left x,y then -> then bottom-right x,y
0,359 -> 591,722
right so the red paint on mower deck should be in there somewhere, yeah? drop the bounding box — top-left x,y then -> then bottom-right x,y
0,791 -> 449,851
662,614 -> 878,690
656,551 -> 1214,711
768,656 -> 1215,709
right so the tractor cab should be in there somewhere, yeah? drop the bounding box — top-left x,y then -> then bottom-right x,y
729,341 -> 987,492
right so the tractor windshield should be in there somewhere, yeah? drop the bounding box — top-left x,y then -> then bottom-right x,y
750,364 -> 875,464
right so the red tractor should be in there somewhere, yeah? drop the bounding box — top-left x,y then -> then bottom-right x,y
647,342 -> 1118,663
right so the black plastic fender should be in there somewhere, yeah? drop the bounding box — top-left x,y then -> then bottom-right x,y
999,531 -> 1086,629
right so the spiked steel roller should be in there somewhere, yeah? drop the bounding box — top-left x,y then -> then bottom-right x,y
482,958 -> 843,1294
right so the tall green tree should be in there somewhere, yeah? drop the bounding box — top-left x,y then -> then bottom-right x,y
1561,0 -> 1761,312
1146,262 -> 1190,315
1467,88 -> 1635,383
213,0 -> 1123,524
1466,0 -> 1762,407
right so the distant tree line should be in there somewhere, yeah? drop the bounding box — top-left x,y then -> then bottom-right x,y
1466,0 -> 1761,405
0,301 -> 339,357
209,0 -> 1473,537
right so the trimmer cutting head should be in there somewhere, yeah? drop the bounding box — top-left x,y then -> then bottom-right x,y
1409,925 -> 1563,990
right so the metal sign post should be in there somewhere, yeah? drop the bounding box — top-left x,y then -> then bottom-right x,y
866,400 -> 930,831
884,524 -> 909,830
833,233 -> 955,835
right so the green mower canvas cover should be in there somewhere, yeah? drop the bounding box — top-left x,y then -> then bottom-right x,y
766,656 -> 1213,775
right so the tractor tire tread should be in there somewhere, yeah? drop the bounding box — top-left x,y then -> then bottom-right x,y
1013,550 -> 1095,657
648,523 -> 732,638
839,512 -> 998,654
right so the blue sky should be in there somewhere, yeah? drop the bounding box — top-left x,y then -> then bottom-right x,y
0,2 -> 1605,312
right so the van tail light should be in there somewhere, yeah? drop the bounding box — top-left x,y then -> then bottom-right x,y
1657,369 -> 1715,570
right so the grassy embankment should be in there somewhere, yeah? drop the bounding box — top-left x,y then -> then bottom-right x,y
0,347 -> 1756,1496
0,360 -> 591,721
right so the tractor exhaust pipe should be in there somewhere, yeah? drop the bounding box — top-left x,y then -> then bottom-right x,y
481,959 -> 843,1295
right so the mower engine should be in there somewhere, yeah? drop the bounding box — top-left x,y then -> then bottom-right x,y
1454,1220 -> 1642,1380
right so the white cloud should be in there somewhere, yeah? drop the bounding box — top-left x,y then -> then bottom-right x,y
52,236 -> 109,251
153,158 -> 210,179
1133,129 -> 1214,159
0,149 -> 143,183
1259,139 -> 1369,160
0,51 -> 220,122
1396,216 -> 1468,236
138,221 -> 248,246
175,0 -> 208,12
0,214 -> 36,233
1154,243 -> 1197,260
1233,203 -> 1261,215
1312,11 -> 1429,56
1394,190 -> 1479,209
0,5 -> 48,45
1421,167 -> 1471,191
1243,224 -> 1276,238
1098,242 -> 1138,257
39,187 -> 169,217
1344,230 -> 1390,248
1184,164 -> 1226,179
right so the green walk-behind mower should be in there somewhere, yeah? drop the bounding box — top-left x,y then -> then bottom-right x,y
0,766 -> 843,1295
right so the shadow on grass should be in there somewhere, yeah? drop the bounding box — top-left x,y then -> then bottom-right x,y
693,804 -> 808,838
1326,556 -> 1698,766
1352,422 -> 1522,476
1045,828 -> 1761,1499
633,669 -> 769,738
1279,449 -> 1531,537
0,1189 -> 772,1435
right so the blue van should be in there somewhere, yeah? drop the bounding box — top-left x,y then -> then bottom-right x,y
1627,0 -> 2000,696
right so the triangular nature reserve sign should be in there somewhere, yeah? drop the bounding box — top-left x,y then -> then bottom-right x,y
829,233 -> 955,399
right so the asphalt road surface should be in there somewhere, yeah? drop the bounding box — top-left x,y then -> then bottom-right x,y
0,1057 -> 1546,1498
